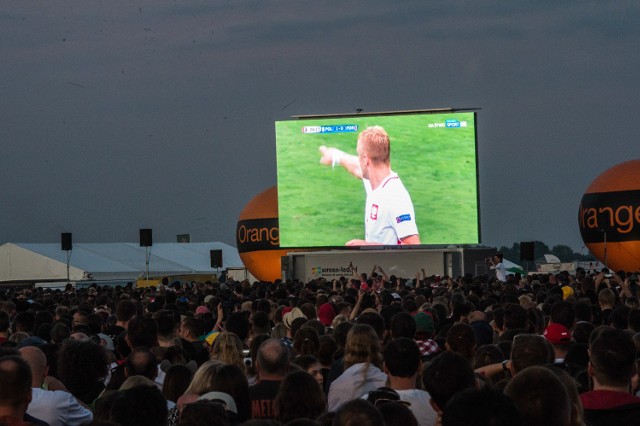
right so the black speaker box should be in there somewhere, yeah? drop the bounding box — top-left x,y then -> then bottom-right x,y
210,249 -> 223,268
140,229 -> 153,247
61,233 -> 73,251
520,241 -> 535,261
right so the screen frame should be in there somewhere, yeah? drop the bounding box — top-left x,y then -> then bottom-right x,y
275,108 -> 481,250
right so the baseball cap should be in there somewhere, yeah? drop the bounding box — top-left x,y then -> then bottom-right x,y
199,392 -> 238,414
470,320 -> 494,347
195,305 -> 210,315
544,323 -> 572,344
414,312 -> 435,335
203,330 -> 220,346
97,333 -> 115,352
561,286 -> 574,300
318,303 -> 336,326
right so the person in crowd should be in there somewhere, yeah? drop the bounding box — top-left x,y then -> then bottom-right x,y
273,370 -> 326,423
0,311 -> 10,344
177,317 -> 209,366
377,402 -> 418,426
178,400 -> 230,426
382,337 -> 437,426
162,364 -> 193,406
413,311 -> 440,360
209,332 -> 247,374
442,387 -> 522,426
543,322 -> 572,363
505,366 -> 572,426
19,345 -> 93,426
292,354 -> 324,388
109,385 -> 168,426
422,351 -> 476,422
104,300 -> 136,341
167,360 -> 224,426
207,364 -> 251,423
332,399 -> 384,426
445,323 -> 477,362
57,339 -> 109,405
293,326 -> 320,358
0,355 -> 44,425
580,327 -> 640,425
328,324 -> 386,411
249,338 -> 290,419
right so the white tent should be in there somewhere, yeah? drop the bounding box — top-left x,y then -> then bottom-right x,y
0,242 -> 243,283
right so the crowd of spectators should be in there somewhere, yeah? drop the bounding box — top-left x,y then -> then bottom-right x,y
1,264 -> 640,426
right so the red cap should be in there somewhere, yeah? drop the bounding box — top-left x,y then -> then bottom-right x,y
544,323 -> 572,344
318,303 -> 336,326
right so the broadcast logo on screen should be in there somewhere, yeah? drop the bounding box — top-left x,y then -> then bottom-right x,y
302,125 -> 358,134
428,120 -> 468,128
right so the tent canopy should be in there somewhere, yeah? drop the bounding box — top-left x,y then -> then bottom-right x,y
0,242 -> 242,283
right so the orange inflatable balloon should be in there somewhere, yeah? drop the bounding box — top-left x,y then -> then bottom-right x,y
579,160 -> 640,273
236,187 -> 301,282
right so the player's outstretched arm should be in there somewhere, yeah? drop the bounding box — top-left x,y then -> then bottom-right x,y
345,239 -> 382,246
319,146 -> 363,179
399,234 -> 421,245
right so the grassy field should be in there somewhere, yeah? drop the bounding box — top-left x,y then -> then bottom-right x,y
275,112 -> 479,247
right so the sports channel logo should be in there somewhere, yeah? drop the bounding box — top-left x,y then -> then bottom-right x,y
428,120 -> 468,129
302,125 -> 358,134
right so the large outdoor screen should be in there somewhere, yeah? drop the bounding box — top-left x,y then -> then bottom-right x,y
275,110 -> 479,248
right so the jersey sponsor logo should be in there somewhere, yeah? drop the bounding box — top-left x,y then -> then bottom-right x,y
396,214 -> 412,223
370,204 -> 379,220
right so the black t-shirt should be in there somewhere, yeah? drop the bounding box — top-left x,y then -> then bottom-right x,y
179,338 -> 210,367
103,325 -> 126,340
249,380 -> 282,419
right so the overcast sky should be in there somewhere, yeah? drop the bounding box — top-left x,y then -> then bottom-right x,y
1,1 -> 639,253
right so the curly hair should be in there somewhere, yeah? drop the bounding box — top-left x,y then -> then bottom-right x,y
57,339 -> 109,403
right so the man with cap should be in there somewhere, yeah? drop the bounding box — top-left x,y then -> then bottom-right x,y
414,312 -> 440,360
317,303 -> 337,329
543,322 -> 572,364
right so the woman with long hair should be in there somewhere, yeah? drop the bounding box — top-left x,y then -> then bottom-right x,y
327,323 -> 386,411
167,360 -> 224,426
209,332 -> 246,374
293,326 -> 320,357
205,364 -> 251,423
